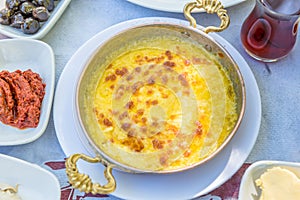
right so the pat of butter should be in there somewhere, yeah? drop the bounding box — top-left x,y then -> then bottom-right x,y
255,167 -> 300,200
0,183 -> 21,200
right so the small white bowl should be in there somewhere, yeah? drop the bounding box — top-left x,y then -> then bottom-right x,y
0,0 -> 71,39
0,38 -> 55,145
0,153 -> 60,200
239,160 -> 300,200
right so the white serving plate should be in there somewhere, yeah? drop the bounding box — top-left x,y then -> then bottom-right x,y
53,17 -> 261,200
126,0 -> 247,13
0,153 -> 60,200
0,0 -> 71,39
239,160 -> 300,200
0,39 -> 55,145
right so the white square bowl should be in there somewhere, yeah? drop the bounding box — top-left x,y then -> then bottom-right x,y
239,160 -> 300,200
0,0 -> 71,39
0,153 -> 60,200
0,38 -> 55,145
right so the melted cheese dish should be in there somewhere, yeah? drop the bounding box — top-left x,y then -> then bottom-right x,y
81,35 -> 238,171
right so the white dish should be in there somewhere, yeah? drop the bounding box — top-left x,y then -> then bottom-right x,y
0,153 -> 60,200
239,160 -> 300,200
126,0 -> 247,13
0,0 -> 71,39
0,39 -> 55,145
53,17 -> 261,200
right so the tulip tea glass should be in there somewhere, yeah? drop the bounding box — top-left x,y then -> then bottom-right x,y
241,0 -> 300,62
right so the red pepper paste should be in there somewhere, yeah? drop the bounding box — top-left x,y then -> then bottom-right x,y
0,69 -> 46,129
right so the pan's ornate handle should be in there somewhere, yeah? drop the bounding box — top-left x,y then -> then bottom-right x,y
184,0 -> 230,33
65,153 -> 116,195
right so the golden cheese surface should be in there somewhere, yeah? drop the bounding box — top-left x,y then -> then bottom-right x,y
84,36 -> 238,171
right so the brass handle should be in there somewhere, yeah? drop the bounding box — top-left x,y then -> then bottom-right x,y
184,0 -> 230,33
65,153 -> 116,195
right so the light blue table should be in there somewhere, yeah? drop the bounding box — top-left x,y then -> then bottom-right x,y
0,0 -> 299,199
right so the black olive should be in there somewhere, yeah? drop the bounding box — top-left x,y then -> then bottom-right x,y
6,0 -> 21,11
1,0 -> 57,34
0,8 -> 13,25
19,2 -> 36,16
32,6 -> 49,22
10,12 -> 24,28
36,0 -> 54,11
21,17 -> 40,34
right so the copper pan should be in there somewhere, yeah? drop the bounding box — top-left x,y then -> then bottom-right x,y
65,0 -> 245,195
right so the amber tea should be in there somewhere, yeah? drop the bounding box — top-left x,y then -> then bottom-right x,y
241,0 -> 300,62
